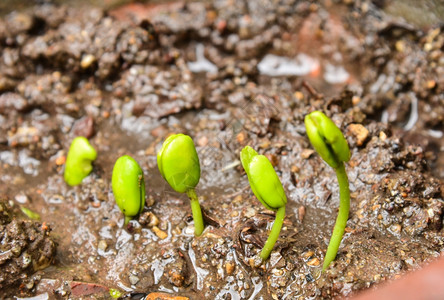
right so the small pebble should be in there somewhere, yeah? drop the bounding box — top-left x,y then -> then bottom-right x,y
390,224 -> 402,234
395,40 -> 405,52
15,193 -> 28,204
197,136 -> 209,147
98,240 -> 107,251
348,124 -> 369,146
152,226 -> 168,239
55,156 -> 66,166
303,251 -> 314,259
233,195 -> 243,204
184,226 -> 195,235
225,261 -> 235,275
294,91 -> 304,101
25,281 -> 34,289
91,201 -> 101,208
425,80 -> 436,89
145,195 -> 155,207
22,252 -> 32,268
129,274 -> 139,285
248,256 -> 263,268
244,207 -> 256,218
139,212 -> 159,227
272,268 -> 283,276
11,246 -> 22,256
81,54 -> 96,69
298,206 -> 306,222
71,116 -> 94,139
306,257 -> 320,267
301,149 -> 314,159
259,140 -> 271,149
236,131 -> 247,144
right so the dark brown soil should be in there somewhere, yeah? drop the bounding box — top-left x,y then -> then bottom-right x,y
0,201 -> 55,293
0,0 -> 443,299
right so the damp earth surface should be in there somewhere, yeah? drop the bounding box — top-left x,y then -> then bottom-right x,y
0,0 -> 443,299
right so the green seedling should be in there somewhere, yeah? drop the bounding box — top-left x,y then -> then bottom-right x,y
112,155 -> 146,225
305,111 -> 351,271
64,136 -> 97,186
20,206 -> 40,220
157,134 -> 204,236
109,288 -> 122,298
240,146 -> 287,261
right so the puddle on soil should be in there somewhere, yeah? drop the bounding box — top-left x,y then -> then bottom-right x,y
152,255 -> 175,285
257,53 -> 319,77
403,93 -> 418,131
188,242 -> 209,290
323,63 -> 350,84
187,43 -> 218,74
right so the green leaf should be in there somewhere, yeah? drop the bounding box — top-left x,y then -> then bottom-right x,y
20,206 -> 40,220
64,137 -> 97,186
240,146 -> 287,211
112,155 -> 146,223
157,134 -> 200,193
304,111 -> 350,169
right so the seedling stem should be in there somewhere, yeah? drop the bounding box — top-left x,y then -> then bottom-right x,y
323,162 -> 350,270
260,206 -> 286,260
187,188 -> 204,236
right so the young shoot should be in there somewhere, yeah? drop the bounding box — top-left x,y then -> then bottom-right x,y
112,155 -> 146,225
304,111 -> 351,271
64,136 -> 97,186
157,134 -> 204,236
20,206 -> 40,220
240,146 -> 287,261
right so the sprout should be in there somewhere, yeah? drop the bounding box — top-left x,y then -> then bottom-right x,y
304,111 -> 350,169
109,288 -> 122,299
112,155 -> 146,225
64,136 -> 97,186
305,111 -> 351,271
20,206 -> 40,220
157,134 -> 204,236
240,146 -> 287,260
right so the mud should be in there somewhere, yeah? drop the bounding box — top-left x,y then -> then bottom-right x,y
0,0 -> 443,299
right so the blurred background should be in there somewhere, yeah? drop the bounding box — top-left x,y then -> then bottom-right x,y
1,0 -> 444,28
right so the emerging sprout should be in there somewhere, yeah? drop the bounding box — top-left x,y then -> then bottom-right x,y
20,206 -> 40,220
305,111 -> 351,271
64,136 -> 97,186
109,288 -> 122,299
240,146 -> 287,260
305,111 -> 350,169
112,155 -> 146,225
157,134 -> 204,236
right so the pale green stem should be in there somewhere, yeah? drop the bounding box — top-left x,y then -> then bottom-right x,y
187,188 -> 204,236
260,206 -> 286,260
323,162 -> 350,271
124,215 -> 132,225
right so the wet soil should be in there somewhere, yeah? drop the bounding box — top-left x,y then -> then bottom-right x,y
0,0 -> 443,299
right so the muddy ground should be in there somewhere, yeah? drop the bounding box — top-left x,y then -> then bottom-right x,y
0,0 -> 443,299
